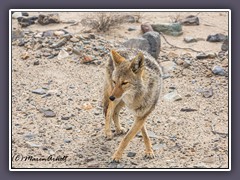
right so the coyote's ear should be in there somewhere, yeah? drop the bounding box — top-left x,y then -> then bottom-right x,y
110,50 -> 125,67
130,52 -> 144,74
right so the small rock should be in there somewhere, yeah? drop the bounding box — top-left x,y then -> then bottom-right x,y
127,152 -> 136,157
83,40 -> 91,44
221,39 -> 229,51
179,15 -> 199,26
17,16 -> 37,27
117,164 -> 125,168
207,33 -> 227,42
128,27 -> 137,31
141,23 -> 153,33
12,12 -> 23,19
87,163 -> 99,168
109,162 -> 118,168
51,38 -> 68,48
43,109 -> 56,117
163,91 -> 182,101
184,36 -> 197,43
64,139 -> 71,143
100,146 -> 109,151
183,60 -> 191,68
26,142 -> 41,148
33,60 -> 39,65
89,33 -> 96,39
81,102 -> 93,110
57,49 -> 69,60
180,108 -> 197,112
21,52 -> 30,60
212,66 -> 225,76
70,37 -> 79,42
53,30 -> 65,36
151,23 -> 183,36
202,88 -> 213,98
32,88 -> 46,95
65,126 -> 73,130
38,13 -> 60,25
196,53 -> 208,59
22,12 -> 29,17
61,116 -> 70,120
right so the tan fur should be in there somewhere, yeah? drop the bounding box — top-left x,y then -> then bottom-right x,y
103,48 -> 163,162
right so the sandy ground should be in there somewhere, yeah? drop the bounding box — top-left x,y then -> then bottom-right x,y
11,11 -> 229,169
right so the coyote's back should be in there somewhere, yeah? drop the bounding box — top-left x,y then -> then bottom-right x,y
103,48 -> 162,162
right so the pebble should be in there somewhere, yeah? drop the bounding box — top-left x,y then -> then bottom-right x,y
33,60 -> 39,65
61,116 -> 70,120
202,88 -> 213,98
57,49 -> 69,60
26,142 -> 41,148
64,139 -> 71,143
21,52 -> 30,60
196,53 -> 208,59
43,109 -> 56,117
70,37 -> 79,42
128,27 -> 137,31
163,91 -> 182,101
127,152 -> 136,157
32,88 -> 46,95
207,33 -> 227,42
54,30 -> 65,36
212,66 -> 225,76
184,36 -> 197,43
65,126 -> 73,130
180,108 -> 197,112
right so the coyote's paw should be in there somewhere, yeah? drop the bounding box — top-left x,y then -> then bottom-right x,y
144,150 -> 155,159
112,152 -> 122,162
105,132 -> 113,140
116,127 -> 127,135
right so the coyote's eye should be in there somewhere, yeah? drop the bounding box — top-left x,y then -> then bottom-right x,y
112,80 -> 116,84
122,82 -> 128,85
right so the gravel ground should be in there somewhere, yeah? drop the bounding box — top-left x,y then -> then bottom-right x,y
11,11 -> 229,169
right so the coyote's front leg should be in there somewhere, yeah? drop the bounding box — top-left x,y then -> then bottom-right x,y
112,117 -> 146,162
105,101 -> 116,140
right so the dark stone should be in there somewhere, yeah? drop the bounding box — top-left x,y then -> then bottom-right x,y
202,88 -> 213,98
142,31 -> 161,59
196,53 -> 208,59
179,15 -> 199,26
43,109 -> 56,117
207,33 -> 227,42
180,108 -> 197,112
221,39 -> 229,51
128,27 -> 137,31
38,13 -> 60,25
17,16 -> 38,27
22,12 -> 29,17
127,152 -> 136,157
33,60 -> 39,65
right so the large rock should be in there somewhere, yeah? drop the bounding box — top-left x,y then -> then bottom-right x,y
142,31 -> 161,59
151,23 -> 183,36
123,38 -> 150,54
123,31 -> 161,59
207,33 -> 227,42
38,13 -> 60,25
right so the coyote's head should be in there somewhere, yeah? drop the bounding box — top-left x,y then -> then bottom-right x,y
109,50 -> 145,101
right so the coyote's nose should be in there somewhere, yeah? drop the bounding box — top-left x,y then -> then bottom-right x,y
109,96 -> 115,101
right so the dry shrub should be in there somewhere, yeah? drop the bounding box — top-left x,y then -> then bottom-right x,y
169,13 -> 182,23
81,12 -> 144,32
81,12 -> 125,32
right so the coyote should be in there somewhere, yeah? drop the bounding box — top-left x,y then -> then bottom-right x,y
103,48 -> 162,162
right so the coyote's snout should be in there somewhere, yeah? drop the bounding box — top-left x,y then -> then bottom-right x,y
103,48 -> 162,162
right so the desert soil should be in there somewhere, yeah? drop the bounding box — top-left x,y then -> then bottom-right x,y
11,11 -> 229,169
